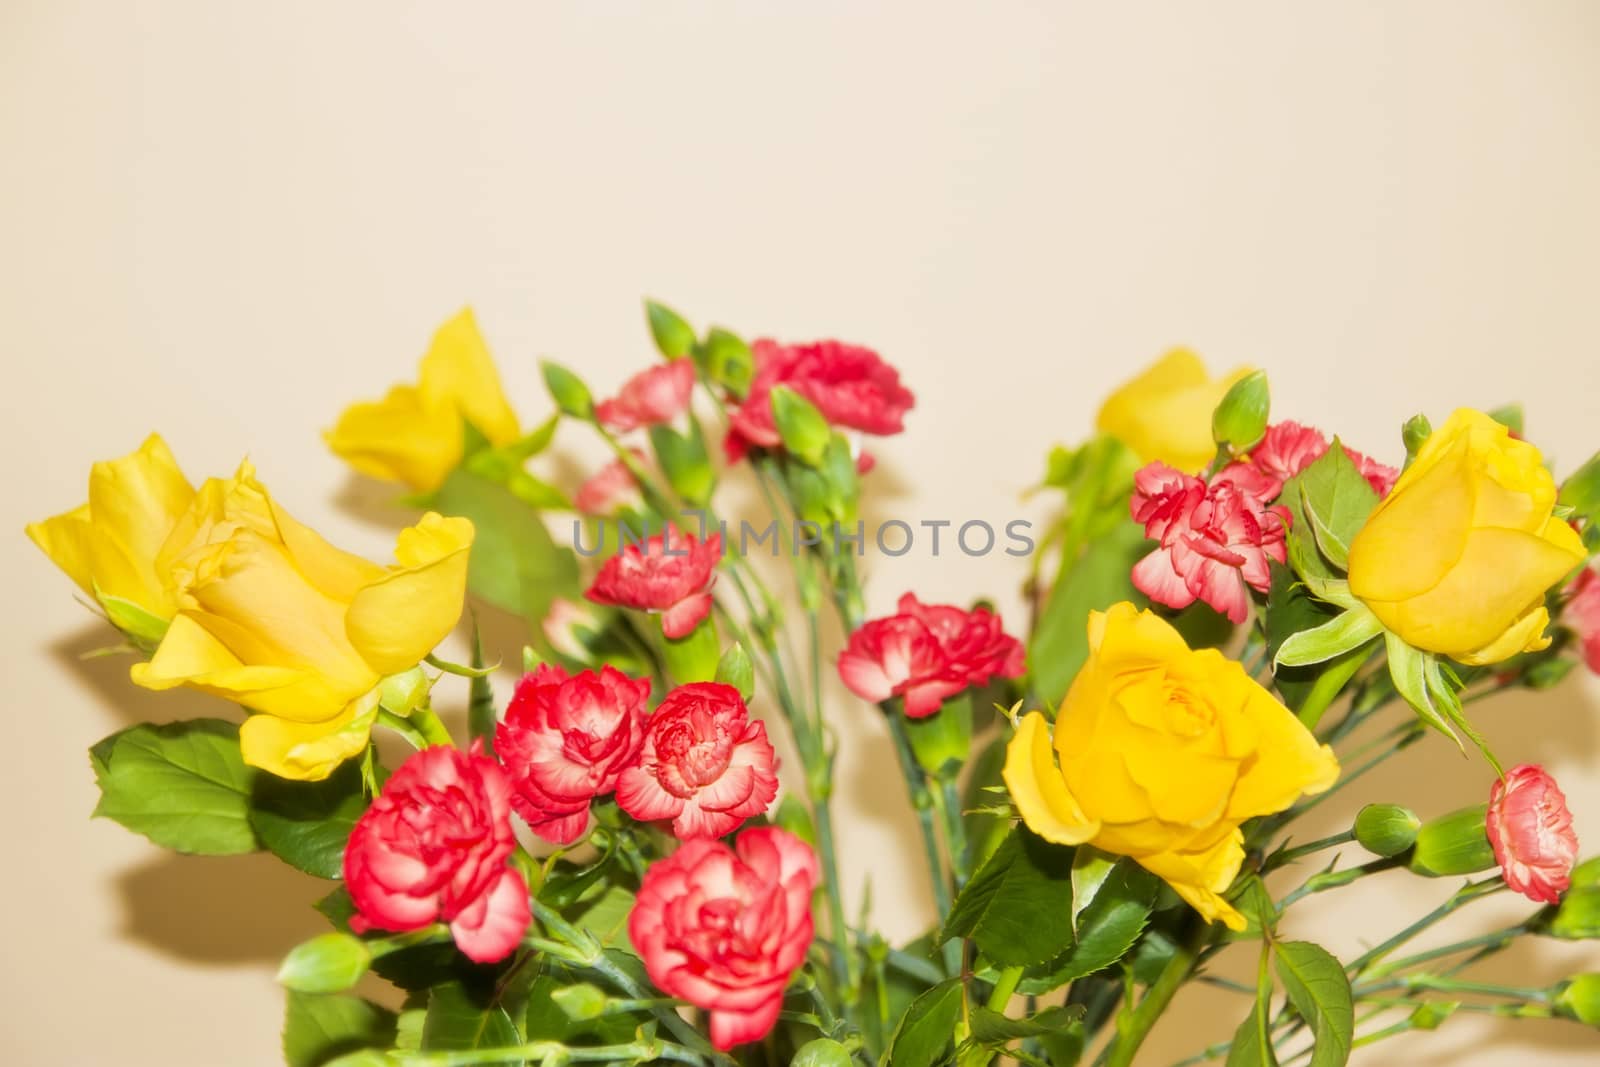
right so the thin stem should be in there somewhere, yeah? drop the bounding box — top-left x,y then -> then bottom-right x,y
812,791 -> 857,997
884,706 -> 957,973
1103,924 -> 1206,1067
1277,856 -> 1403,911
932,776 -> 971,892
987,965 -> 1024,1012
1356,923 -> 1528,985
1264,830 -> 1356,872
1345,877 -> 1505,976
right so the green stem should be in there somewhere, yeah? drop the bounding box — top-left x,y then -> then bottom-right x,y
1277,856 -> 1402,911
1293,644 -> 1373,729
1104,924 -> 1206,1067
1346,877 -> 1505,976
812,789 -> 856,997
1264,830 -> 1356,872
884,706 -> 957,973
986,965 -> 1024,1012
410,705 -> 456,748
1357,923 -> 1527,984
932,775 -> 971,891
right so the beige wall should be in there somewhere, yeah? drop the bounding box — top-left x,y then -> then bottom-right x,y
5,2 -> 1600,1063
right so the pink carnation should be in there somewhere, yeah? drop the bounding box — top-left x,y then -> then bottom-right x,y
1242,421 -> 1398,499
1567,568 -> 1600,675
595,359 -> 695,433
1130,462 -> 1290,623
1487,764 -> 1579,904
585,523 -> 722,639
838,593 -> 1024,718
575,451 -> 645,516
726,339 -> 914,461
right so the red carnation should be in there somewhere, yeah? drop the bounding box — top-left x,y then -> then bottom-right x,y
629,827 -> 817,1049
1243,421 -> 1398,499
1566,568 -> 1600,675
344,743 -> 529,964
595,359 -> 695,433
615,682 -> 778,839
1130,461 -> 1289,623
838,593 -> 1024,718
1487,764 -> 1579,904
585,523 -> 722,639
726,338 -> 914,460
494,664 -> 650,844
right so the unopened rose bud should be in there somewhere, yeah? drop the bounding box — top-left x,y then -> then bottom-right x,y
1354,803 -> 1420,858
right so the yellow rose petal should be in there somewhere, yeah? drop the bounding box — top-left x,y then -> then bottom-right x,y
1002,712 -> 1099,846
345,513 -> 473,675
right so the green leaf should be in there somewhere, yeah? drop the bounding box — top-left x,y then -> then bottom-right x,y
1070,846 -> 1117,934
1560,449 -> 1600,531
90,719 -> 260,855
1487,403 -> 1524,437
1016,861 -> 1157,994
96,589 -> 170,645
1274,941 -> 1353,1067
1028,519 -> 1147,702
962,735 -> 1010,869
644,299 -> 695,359
422,979 -> 520,1052
523,971 -> 643,1045
1295,442 -> 1380,571
1213,370 -> 1271,452
1273,605 -> 1381,668
966,1004 -> 1086,1046
793,1038 -> 855,1067
433,466 -> 581,647
571,884 -> 636,950
942,827 -> 1076,966
1224,997 -> 1280,1067
283,991 -> 397,1067
882,978 -> 962,1067
251,760 -> 369,879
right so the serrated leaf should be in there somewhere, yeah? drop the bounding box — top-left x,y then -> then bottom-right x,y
966,1004 -> 1085,1046
1273,605 -> 1381,668
90,719 -> 260,855
251,760 -> 370,878
1274,941 -> 1353,1067
1016,861 -> 1157,994
283,991 -> 397,1067
422,979 -> 520,1053
1070,846 -> 1117,933
1296,442 -> 1380,568
1224,997 -> 1280,1067
941,828 -> 1076,966
882,978 -> 962,1067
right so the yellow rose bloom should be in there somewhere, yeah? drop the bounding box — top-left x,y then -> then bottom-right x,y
26,434 -> 195,643
130,461 -> 474,780
1347,408 -> 1586,665
1003,603 -> 1338,929
1096,349 -> 1252,473
326,308 -> 520,492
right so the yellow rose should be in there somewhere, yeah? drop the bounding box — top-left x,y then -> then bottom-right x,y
1347,408 -> 1586,666
326,308 -> 520,492
1003,603 -> 1338,929
27,434 -> 195,644
130,461 -> 474,780
1096,349 -> 1251,473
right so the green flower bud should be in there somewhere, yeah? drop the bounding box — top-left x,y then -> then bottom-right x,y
1409,804 -> 1495,877
904,696 -> 973,775
1354,803 -> 1421,858
1546,886 -> 1600,940
1554,974 -> 1600,1027
714,642 -> 756,703
791,1039 -> 854,1067
645,299 -> 696,359
1211,370 -> 1271,453
770,385 -> 831,466
551,982 -> 610,1022
276,932 -> 371,994
1402,414 -> 1432,461
541,360 -> 594,419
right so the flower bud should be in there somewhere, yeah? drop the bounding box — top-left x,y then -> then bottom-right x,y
1554,975 -> 1600,1027
714,642 -> 756,703
770,385 -> 831,466
1409,804 -> 1496,877
792,1039 -> 854,1067
541,360 -> 594,419
551,982 -> 610,1022
276,932 -> 371,994
905,696 -> 973,775
1402,413 -> 1432,460
1211,370 -> 1271,453
645,299 -> 696,359
1546,885 -> 1600,940
1354,803 -> 1420,858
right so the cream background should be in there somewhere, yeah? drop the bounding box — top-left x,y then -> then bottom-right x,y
4,2 -> 1600,1064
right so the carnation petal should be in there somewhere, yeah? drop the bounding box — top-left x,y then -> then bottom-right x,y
450,869 -> 531,964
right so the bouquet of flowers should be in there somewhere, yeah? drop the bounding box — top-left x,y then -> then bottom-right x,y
31,303 -> 1600,1066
